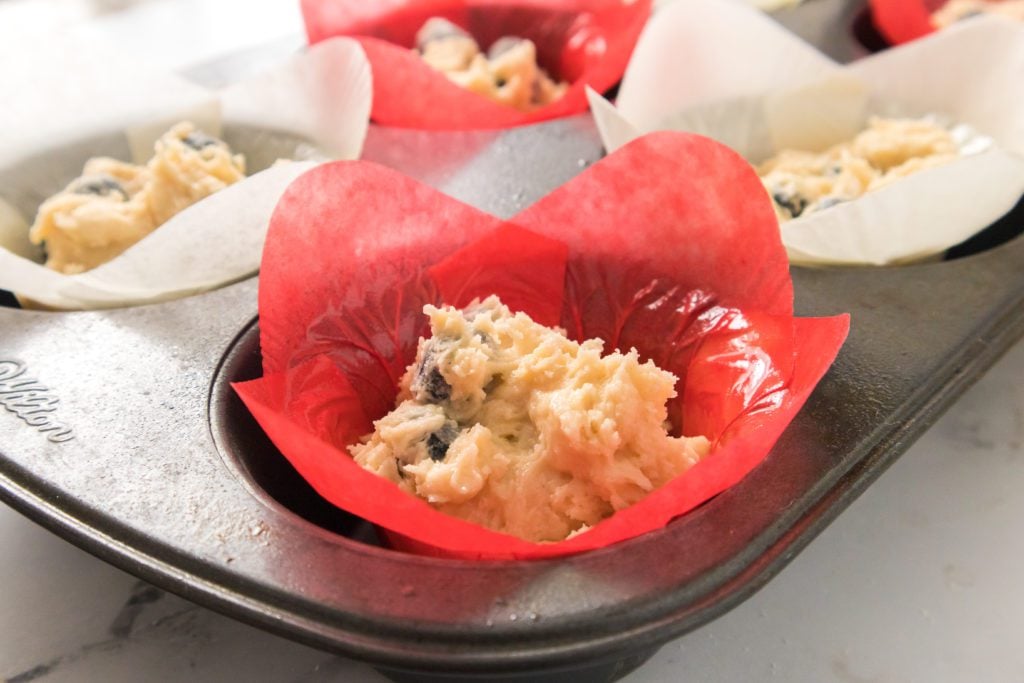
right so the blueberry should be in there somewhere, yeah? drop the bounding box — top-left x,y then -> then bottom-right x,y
69,175 -> 128,200
487,36 -> 524,60
426,421 -> 460,461
181,130 -> 222,151
772,191 -> 808,219
418,365 -> 451,403
411,348 -> 451,403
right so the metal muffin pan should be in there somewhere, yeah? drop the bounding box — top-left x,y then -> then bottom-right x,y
2,3 -> 1024,682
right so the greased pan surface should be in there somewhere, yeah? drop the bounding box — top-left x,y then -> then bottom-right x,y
2,2 -> 1024,680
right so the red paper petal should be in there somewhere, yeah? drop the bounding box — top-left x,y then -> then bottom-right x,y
258,161 -> 501,416
869,0 -> 942,44
513,131 -> 794,430
233,358 -> 458,533
514,131 -> 793,324
234,357 -> 371,452
300,0 -> 652,129
428,224 -> 568,327
558,314 -> 849,552
681,310 -> 795,442
241,131 -> 850,560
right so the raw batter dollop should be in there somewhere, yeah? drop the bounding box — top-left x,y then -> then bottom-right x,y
931,0 -> 1024,28
350,296 -> 712,543
29,122 -> 245,274
415,18 -> 568,112
759,116 -> 958,221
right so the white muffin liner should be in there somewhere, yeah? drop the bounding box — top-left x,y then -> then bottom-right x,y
0,34 -> 372,309
589,0 -> 1024,266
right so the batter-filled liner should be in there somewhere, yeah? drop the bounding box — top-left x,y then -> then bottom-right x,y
589,0 -> 1024,265
0,38 -> 371,310
300,0 -> 652,130
233,132 -> 849,560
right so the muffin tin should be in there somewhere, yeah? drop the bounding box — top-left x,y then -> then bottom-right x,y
1,1 -> 1023,681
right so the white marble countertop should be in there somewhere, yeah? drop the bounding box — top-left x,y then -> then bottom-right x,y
1,1 -> 1023,681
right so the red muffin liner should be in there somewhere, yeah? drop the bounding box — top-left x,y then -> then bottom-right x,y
869,0 -> 944,44
300,0 -> 652,129
234,131 -> 850,560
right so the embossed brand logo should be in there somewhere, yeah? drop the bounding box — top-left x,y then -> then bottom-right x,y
0,360 -> 74,443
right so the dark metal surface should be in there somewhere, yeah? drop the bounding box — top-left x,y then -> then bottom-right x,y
771,0 -> 869,61
1,1 -> 1023,680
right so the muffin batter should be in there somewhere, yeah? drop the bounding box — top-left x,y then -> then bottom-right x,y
759,116 -> 958,221
932,0 -> 1024,28
415,18 -> 568,112
29,122 -> 245,274
350,296 -> 712,543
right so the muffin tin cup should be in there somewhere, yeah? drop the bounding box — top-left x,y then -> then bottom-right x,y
300,0 -> 653,130
237,131 -> 851,561
0,37 -> 371,310
1,113 -> 1023,682
0,127 -> 321,309
590,0 -> 1024,266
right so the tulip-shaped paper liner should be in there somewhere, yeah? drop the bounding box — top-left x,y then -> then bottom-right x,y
589,0 -> 1024,266
300,0 -> 651,130
234,132 -> 849,560
0,37 -> 372,310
